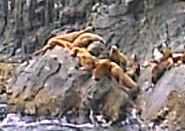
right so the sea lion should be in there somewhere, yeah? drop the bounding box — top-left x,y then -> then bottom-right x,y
109,45 -> 128,71
55,26 -> 93,43
151,58 -> 173,84
34,38 -> 73,55
92,59 -> 139,93
126,54 -> 140,81
92,59 -> 112,81
159,46 -> 173,61
34,26 -> 93,55
71,47 -> 96,71
110,62 -> 139,93
72,32 -> 105,48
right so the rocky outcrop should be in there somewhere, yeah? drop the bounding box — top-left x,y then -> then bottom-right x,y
137,64 -> 185,129
1,0 -> 185,129
6,46 -> 134,124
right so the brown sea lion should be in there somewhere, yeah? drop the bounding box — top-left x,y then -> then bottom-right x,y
71,47 -> 96,71
109,45 -> 128,71
72,32 -> 105,48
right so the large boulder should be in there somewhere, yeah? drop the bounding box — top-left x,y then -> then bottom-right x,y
6,46 -> 134,123
138,65 -> 185,129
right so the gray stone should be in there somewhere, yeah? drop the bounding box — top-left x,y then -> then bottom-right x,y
7,47 -> 134,124
137,65 -> 185,129
1,0 -> 185,129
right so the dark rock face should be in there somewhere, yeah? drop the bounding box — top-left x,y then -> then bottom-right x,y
0,0 -> 184,62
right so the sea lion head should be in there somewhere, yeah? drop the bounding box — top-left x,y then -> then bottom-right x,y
71,47 -> 80,57
152,47 -> 163,62
111,44 -> 118,50
109,44 -> 119,55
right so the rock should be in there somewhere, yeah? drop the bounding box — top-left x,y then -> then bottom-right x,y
7,47 -> 134,123
0,62 -> 20,81
163,90 -> 185,130
1,0 -> 185,129
139,65 -> 185,129
137,66 -> 153,92
0,0 -> 184,63
0,0 -> 183,68
87,41 -> 107,57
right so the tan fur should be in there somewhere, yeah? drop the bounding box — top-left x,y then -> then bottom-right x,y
55,26 -> 93,43
34,37 -> 73,55
150,46 -> 173,84
151,58 -> 173,84
47,37 -> 73,49
172,53 -> 185,63
109,45 -> 128,71
71,47 -> 96,71
180,52 -> 185,63
152,46 -> 172,63
72,33 -> 105,48
92,59 -> 111,80
164,47 -> 185,63
159,47 -> 173,61
110,62 -> 139,92
92,59 -> 139,92
157,47 -> 185,64
34,26 -> 93,55
126,54 -> 140,81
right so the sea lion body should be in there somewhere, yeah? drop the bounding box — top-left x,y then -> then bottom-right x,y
72,33 -> 105,48
109,45 -> 128,71
71,47 -> 96,71
55,26 -> 93,43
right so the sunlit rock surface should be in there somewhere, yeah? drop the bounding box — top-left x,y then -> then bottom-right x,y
138,65 -> 185,130
6,47 -> 134,124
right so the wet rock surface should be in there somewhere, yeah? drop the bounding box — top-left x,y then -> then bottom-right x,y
0,112 -> 142,131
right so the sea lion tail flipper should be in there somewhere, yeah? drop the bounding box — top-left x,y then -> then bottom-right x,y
92,34 -> 105,44
33,44 -> 50,56
33,49 -> 43,56
84,26 -> 94,32
100,38 -> 106,44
